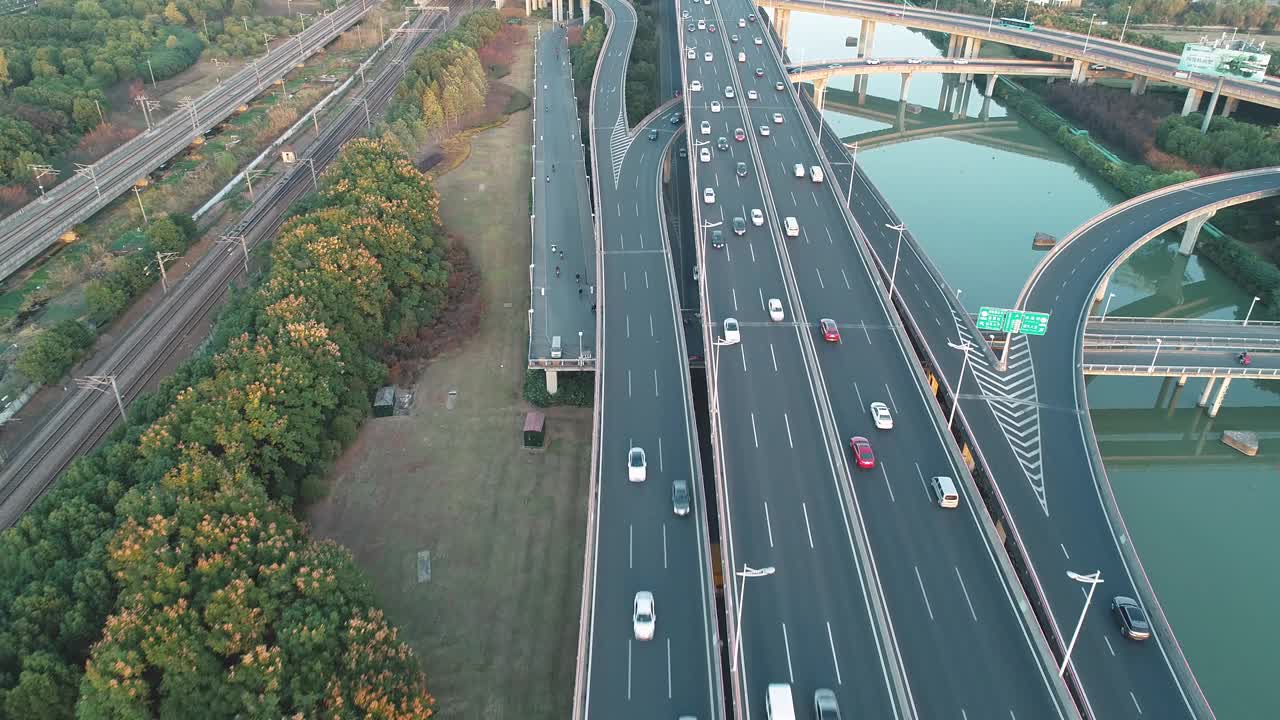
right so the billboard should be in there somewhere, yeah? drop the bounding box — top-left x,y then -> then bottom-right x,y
1178,43 -> 1271,82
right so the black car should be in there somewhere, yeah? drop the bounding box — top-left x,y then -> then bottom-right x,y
647,128 -> 658,140
710,229 -> 725,249
732,216 -> 746,235
1112,596 -> 1151,641
671,480 -> 691,516
669,112 -> 682,125
735,162 -> 747,178
686,22 -> 695,32
678,147 -> 687,158
716,136 -> 729,151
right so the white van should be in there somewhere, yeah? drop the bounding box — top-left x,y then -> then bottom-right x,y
766,683 -> 796,720
551,335 -> 562,359
793,163 -> 805,178
783,216 -> 799,237
738,51 -> 746,63
809,165 -> 824,183
931,475 -> 959,508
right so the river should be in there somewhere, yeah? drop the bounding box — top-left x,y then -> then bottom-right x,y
786,10 -> 1279,717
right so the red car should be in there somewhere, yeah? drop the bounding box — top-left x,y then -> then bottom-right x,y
734,127 -> 746,141
819,318 -> 840,342
850,436 -> 875,469
708,23 -> 717,33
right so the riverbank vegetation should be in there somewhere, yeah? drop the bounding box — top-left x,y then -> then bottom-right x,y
0,137 -> 443,718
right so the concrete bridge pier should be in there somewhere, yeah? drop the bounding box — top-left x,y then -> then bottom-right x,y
947,34 -> 962,58
525,0 -> 531,15
1222,97 -> 1239,118
1181,87 -> 1203,116
1209,377 -> 1232,417
813,75 -> 830,113
1167,375 -> 1188,416
1198,377 -> 1217,407
1130,75 -> 1149,96
775,8 -> 793,49
582,0 -> 587,21
1155,376 -> 1175,409
546,369 -> 559,395
953,80 -> 972,119
980,92 -> 992,121
1070,59 -> 1087,84
900,72 -> 913,102
1093,274 -> 1110,304
1178,209 -> 1216,255
937,79 -> 950,112
858,20 -> 877,58
983,73 -> 999,98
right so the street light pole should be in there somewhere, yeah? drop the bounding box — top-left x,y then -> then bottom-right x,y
886,223 -> 905,299
1022,0 -> 1031,22
1120,5 -> 1132,43
1147,338 -> 1163,373
987,0 -> 996,32
730,565 -> 776,674
1100,292 -> 1116,322
1083,13 -> 1097,54
1060,571 -> 1103,678
946,339 -> 972,430
1243,295 -> 1261,326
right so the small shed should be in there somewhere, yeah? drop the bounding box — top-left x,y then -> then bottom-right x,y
373,385 -> 398,418
1033,231 -> 1057,250
523,411 -> 547,449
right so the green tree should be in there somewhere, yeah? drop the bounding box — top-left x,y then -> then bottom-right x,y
0,48 -> 11,89
163,1 -> 187,24
15,319 -> 95,385
3,651 -> 79,720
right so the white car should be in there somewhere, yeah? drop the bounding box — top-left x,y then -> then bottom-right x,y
866,58 -> 880,65
737,51 -> 746,62
953,58 -> 969,65
703,187 -> 716,204
907,57 -> 923,64
697,18 -> 706,29
699,147 -> 711,162
633,591 -> 656,640
793,163 -> 805,177
746,89 -> 758,100
870,402 -> 894,430
772,112 -> 784,124
754,36 -> 763,45
710,101 -> 722,113
628,446 -> 646,482
759,125 -> 770,136
687,48 -> 696,59
700,120 -> 711,135
690,80 -> 702,92
768,298 -> 784,322
724,86 -> 735,98
751,208 -> 764,226
704,51 -> 713,62
723,317 -> 741,344
738,17 -> 746,27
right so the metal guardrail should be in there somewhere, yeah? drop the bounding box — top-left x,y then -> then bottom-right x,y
1082,364 -> 1280,378
1083,337 -> 1280,352
1086,315 -> 1280,327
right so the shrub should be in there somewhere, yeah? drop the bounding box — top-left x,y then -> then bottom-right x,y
524,368 -> 594,407
15,318 -> 95,384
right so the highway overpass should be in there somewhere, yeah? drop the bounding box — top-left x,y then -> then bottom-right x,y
0,0 -> 373,282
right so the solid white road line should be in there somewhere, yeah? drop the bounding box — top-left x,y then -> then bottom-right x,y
783,412 -> 794,448
628,370 -> 632,397
1130,692 -> 1143,715
650,314 -> 654,336
884,384 -> 899,413
782,622 -> 795,683
741,347 -> 748,373
764,501 -> 775,548
1104,635 -> 1116,656
815,267 -> 824,289
802,502 -> 815,548
667,638 -> 673,699
913,566 -> 935,621
853,381 -> 863,409
654,368 -> 659,397
627,639 -> 633,700
751,412 -> 759,447
841,268 -> 851,289
658,437 -> 664,472
955,567 -> 978,622
732,287 -> 739,311
629,525 -> 634,569
1060,543 -> 1071,559
915,461 -> 929,500
626,315 -> 631,338
663,524 -> 668,569
770,343 -> 778,372
881,463 -> 895,502
826,621 -> 843,685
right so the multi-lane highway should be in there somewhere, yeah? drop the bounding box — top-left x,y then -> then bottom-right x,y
0,6 -> 461,528
0,1 -> 371,282
765,0 -> 1280,109
577,0 -> 722,716
678,1 -> 1071,717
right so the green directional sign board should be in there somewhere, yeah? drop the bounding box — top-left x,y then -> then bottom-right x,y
976,306 -> 1050,336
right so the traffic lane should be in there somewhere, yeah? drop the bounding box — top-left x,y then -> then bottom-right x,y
1084,347 -> 1280,370
715,324 -> 897,719
1084,321 -> 1280,345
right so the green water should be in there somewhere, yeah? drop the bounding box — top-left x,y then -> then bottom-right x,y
789,11 -> 1280,717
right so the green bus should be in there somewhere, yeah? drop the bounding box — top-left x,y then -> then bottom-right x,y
998,17 -> 1035,30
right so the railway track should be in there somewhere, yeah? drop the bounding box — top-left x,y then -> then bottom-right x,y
0,2 -> 471,527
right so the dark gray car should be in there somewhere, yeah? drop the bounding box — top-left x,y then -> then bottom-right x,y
1112,596 -> 1151,641
814,688 -> 841,719
672,480 -> 691,516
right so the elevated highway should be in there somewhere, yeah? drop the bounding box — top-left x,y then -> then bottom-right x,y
0,0 -> 372,282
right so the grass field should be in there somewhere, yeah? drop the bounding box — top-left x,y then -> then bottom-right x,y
306,29 -> 591,719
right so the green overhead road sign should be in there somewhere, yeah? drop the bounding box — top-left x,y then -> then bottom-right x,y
976,306 -> 1050,336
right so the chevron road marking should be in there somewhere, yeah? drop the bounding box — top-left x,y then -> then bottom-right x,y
609,101 -> 631,187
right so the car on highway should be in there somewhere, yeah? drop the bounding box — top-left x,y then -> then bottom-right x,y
697,18 -> 706,29
849,436 -> 875,469
747,89 -> 758,100
678,147 -> 687,158
733,216 -> 746,235
953,58 -> 969,65
710,229 -> 725,249
723,317 -> 741,344
759,125 -> 770,136
710,101 -> 722,112
737,51 -> 746,62
772,112 -> 784,124
670,112 -> 682,125
708,23 -> 716,33
754,36 -> 763,45
699,147 -> 711,162
690,80 -> 702,91
693,265 -> 700,281
866,58 -> 880,65
633,591 -> 656,640
768,298 -> 784,322
748,12 -> 756,20
703,187 -> 716,203
672,480 -> 691,516
755,67 -> 765,77
717,136 -> 729,150
687,48 -> 696,59
724,85 -> 734,98
628,446 -> 647,482
819,318 -> 840,342
682,8 -> 689,17
647,129 -> 658,141
731,34 -> 739,43
815,689 -> 841,719
700,120 -> 711,135
705,51 -> 714,62
751,208 -> 763,225
793,163 -> 805,177
774,80 -> 784,90
738,17 -> 746,27
907,57 -> 923,64
734,127 -> 746,141
870,402 -> 893,430
687,22 -> 696,32
1112,596 -> 1151,641
735,162 -> 747,177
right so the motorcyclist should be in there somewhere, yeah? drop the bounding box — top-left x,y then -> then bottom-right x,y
1239,351 -> 1251,366
555,265 -> 560,277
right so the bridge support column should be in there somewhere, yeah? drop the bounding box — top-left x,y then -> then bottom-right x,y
582,0 -> 587,20
900,72 -> 913,102
984,73 -> 999,97
776,8 -> 792,49
1093,274 -> 1110,303
813,75 -> 829,113
546,369 -> 559,395
1178,210 -> 1215,256
1209,377 -> 1231,417
953,80 -> 971,119
1178,374 -> 1188,386
1201,78 -> 1225,133
1181,87 -> 1203,116
1070,59 -> 1087,84
947,34 -> 961,57
1222,96 -> 1239,118
963,37 -> 982,82
1130,75 -> 1149,96
860,20 -> 877,57
525,0 -> 531,15
1198,377 -> 1216,407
